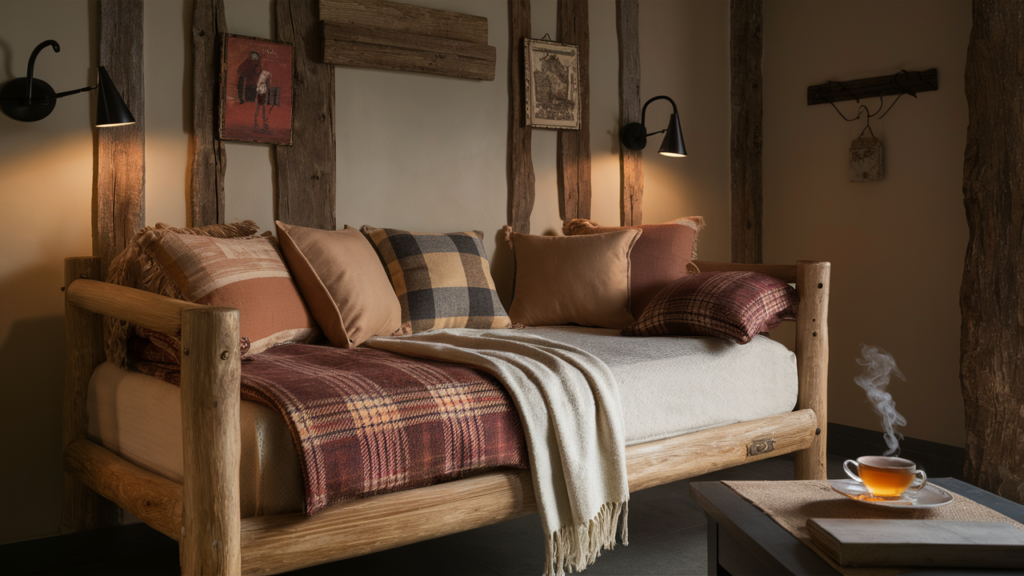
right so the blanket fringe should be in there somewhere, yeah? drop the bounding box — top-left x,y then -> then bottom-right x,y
545,501 -> 628,576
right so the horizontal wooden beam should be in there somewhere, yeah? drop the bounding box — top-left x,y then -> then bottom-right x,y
321,22 -> 496,80
807,68 -> 938,106
237,409 -> 816,575
66,279 -> 205,334
319,0 -> 488,45
693,261 -> 798,284
63,440 -> 183,541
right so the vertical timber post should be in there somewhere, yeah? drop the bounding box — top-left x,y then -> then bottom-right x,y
794,261 -> 829,480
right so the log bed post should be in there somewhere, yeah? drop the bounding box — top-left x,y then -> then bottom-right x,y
794,261 -> 830,480
180,308 -> 242,575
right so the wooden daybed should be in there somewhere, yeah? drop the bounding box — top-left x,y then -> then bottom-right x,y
60,256 -> 830,575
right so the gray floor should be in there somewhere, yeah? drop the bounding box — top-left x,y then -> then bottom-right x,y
3,454 -> 846,575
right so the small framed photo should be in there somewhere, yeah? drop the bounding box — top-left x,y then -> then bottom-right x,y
220,34 -> 294,145
524,38 -> 580,130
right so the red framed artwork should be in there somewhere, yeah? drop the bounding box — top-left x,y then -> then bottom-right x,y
220,34 -> 293,145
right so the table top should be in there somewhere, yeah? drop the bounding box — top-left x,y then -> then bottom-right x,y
689,478 -> 1024,576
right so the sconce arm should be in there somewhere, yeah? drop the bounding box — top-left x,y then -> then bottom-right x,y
25,40 -> 60,102
639,95 -> 679,129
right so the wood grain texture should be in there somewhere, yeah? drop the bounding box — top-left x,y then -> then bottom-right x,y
729,0 -> 762,264
617,0 -> 642,226
961,0 -> 1024,504
66,279 -> 205,334
556,0 -> 591,221
180,308 -> 242,575
692,261 -> 797,284
238,409 -> 815,575
794,261 -> 830,480
807,69 -> 938,106
190,0 -> 227,227
319,0 -> 488,45
322,22 -> 496,80
507,0 -> 535,233
61,258 -> 121,534
275,0 -> 336,230
64,440 -> 183,541
96,0 -> 145,273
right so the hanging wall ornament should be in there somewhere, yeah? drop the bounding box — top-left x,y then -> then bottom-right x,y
850,121 -> 883,182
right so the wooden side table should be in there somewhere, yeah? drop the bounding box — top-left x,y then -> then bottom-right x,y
689,478 -> 1024,575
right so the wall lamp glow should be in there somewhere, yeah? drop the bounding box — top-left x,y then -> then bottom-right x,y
619,95 -> 687,157
0,40 -> 135,127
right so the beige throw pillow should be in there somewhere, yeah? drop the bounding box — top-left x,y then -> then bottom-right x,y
276,221 -> 403,348
504,226 -> 641,329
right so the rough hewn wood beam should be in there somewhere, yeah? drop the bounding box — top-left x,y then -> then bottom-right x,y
190,0 -> 227,227
96,0 -> 145,273
729,0 -> 762,264
507,0 -> 535,234
276,0 -> 337,230
961,0 -> 1024,504
617,0 -> 642,226
556,0 -> 591,221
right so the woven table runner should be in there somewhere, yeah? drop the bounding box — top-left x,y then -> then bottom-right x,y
723,480 -> 1024,576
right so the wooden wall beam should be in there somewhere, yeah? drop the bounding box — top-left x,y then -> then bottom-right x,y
961,0 -> 1024,504
729,0 -> 762,264
320,0 -> 489,45
507,0 -> 535,234
617,0 -> 642,226
190,0 -> 227,227
556,0 -> 591,221
276,0 -> 337,230
96,0 -> 145,273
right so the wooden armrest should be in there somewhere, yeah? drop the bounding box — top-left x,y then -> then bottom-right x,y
66,278 -> 206,334
693,261 -> 798,283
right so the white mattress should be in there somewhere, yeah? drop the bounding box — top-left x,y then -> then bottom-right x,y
86,329 -> 797,516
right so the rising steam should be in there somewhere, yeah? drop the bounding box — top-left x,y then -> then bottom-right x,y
854,344 -> 907,456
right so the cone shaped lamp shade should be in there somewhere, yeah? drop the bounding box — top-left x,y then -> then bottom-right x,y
96,66 -> 135,127
658,113 -> 687,157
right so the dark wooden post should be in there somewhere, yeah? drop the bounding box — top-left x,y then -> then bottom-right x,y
507,0 -> 535,234
729,0 -> 763,264
190,0 -> 227,227
961,0 -> 1024,503
617,0 -> 642,226
557,0 -> 591,221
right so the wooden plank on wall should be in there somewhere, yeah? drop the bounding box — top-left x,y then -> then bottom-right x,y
96,0 -> 145,273
507,0 -> 535,234
276,0 -> 337,230
320,0 -> 488,45
190,0 -> 227,227
730,0 -> 763,264
557,0 -> 591,221
961,0 -> 1024,504
617,0 -> 642,226
322,22 -> 496,81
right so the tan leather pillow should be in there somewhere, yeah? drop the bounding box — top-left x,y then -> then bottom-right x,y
276,221 -> 403,348
503,226 -> 641,329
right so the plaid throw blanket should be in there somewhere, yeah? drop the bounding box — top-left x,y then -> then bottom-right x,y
133,342 -> 527,515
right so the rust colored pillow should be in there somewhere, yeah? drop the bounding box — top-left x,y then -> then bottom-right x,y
276,221 -> 402,348
563,216 -> 704,317
503,226 -> 641,329
622,271 -> 798,344
136,230 -> 319,355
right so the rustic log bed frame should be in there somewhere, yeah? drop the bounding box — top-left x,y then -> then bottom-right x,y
60,256 -> 830,575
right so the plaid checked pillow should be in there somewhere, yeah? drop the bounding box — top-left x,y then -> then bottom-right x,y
360,226 -> 511,333
623,271 -> 798,344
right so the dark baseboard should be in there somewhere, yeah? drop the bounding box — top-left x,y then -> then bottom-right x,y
827,422 -> 966,480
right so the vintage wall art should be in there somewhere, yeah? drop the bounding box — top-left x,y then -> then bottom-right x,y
524,38 -> 580,130
220,34 -> 294,145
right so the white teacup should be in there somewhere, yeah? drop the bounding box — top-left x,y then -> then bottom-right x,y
843,455 -> 927,499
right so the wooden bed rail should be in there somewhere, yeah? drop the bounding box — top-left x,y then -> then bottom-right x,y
65,278 -> 205,335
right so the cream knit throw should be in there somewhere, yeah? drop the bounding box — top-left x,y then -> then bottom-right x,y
367,329 -> 629,575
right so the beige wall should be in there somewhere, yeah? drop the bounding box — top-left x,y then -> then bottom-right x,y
0,0 -> 729,544
763,0 -> 971,447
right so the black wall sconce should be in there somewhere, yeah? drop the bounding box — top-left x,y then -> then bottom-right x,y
620,95 -> 687,157
0,40 -> 135,127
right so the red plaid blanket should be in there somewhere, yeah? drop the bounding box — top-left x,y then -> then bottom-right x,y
133,340 -> 527,515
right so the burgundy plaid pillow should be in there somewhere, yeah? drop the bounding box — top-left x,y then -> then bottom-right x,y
622,271 -> 799,344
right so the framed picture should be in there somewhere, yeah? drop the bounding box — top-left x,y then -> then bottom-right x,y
524,38 -> 580,130
219,34 -> 294,145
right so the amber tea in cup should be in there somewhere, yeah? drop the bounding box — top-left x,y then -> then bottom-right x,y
843,455 -> 927,499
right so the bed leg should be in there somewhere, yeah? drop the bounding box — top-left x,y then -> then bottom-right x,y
180,308 -> 242,575
61,257 -> 121,533
794,261 -> 829,480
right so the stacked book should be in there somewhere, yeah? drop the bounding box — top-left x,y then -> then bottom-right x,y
806,518 -> 1024,569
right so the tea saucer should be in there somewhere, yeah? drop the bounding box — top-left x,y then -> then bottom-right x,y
828,479 -> 954,508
